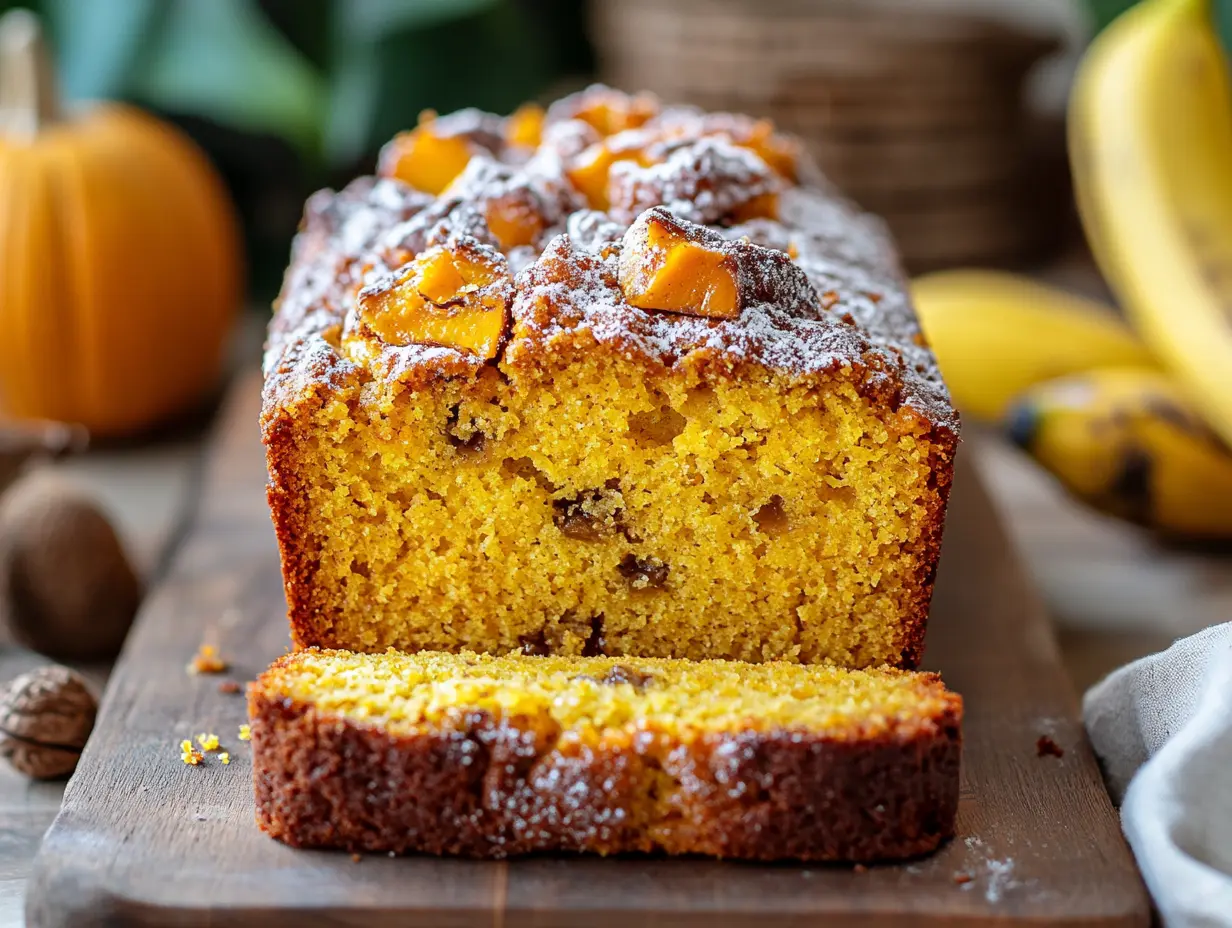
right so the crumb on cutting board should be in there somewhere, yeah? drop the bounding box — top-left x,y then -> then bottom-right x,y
1036,735 -> 1064,758
180,740 -> 204,766
188,644 -> 228,675
197,733 -> 220,752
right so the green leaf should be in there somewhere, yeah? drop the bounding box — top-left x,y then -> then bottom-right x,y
337,0 -> 498,39
323,43 -> 382,167
1085,0 -> 1139,32
130,0 -> 325,155
1217,0 -> 1232,54
323,2 -> 555,166
43,0 -> 160,101
1086,0 -> 1232,53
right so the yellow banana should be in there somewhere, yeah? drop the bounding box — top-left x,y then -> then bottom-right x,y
1007,367 -> 1232,539
1070,0 -> 1232,449
911,270 -> 1159,421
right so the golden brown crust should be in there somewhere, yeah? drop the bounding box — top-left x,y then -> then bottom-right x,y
897,412 -> 959,668
249,661 -> 962,861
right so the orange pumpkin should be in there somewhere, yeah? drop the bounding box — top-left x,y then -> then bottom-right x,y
0,11 -> 241,437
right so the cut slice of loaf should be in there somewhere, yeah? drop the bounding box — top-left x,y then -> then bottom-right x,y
250,648 -> 962,861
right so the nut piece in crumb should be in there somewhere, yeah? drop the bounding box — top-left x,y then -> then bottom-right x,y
180,740 -> 204,766
1036,735 -> 1064,758
617,554 -> 669,590
217,679 -> 241,695
618,208 -> 741,320
0,665 -> 96,779
197,733 -> 219,752
601,664 -> 655,689
238,724 -> 251,742
188,644 -> 228,675
357,238 -> 513,359
378,111 -> 476,195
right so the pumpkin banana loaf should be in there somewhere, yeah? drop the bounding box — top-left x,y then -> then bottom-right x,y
263,86 -> 959,669
250,648 -> 963,860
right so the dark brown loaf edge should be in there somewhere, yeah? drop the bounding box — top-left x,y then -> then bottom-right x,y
249,687 -> 962,862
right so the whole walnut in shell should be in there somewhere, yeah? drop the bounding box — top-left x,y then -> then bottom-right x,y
0,472 -> 142,661
0,665 -> 96,779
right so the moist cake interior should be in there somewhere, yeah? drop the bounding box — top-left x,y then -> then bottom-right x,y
299,349 -> 941,666
263,648 -> 958,740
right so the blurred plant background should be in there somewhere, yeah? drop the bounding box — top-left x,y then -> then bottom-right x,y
11,0 -> 591,296
8,0 -> 1229,297
1090,0 -> 1231,36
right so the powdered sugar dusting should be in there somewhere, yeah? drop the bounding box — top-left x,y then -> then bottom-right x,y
961,835 -> 1032,904
265,85 -> 956,436
608,136 -> 778,225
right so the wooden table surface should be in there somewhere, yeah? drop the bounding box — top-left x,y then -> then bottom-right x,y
27,376 -> 1150,926
0,326 -> 1227,924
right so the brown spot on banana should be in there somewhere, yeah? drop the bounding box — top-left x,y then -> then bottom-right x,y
1106,445 -> 1153,528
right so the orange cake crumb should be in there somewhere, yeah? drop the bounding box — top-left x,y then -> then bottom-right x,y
196,733 -> 219,752
187,645 -> 227,675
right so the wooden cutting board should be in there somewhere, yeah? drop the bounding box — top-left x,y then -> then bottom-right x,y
26,374 -> 1150,927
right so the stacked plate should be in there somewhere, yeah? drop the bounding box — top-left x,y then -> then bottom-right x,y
590,0 -> 1062,271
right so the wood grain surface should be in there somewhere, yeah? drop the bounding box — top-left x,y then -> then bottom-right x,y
25,373 -> 1150,927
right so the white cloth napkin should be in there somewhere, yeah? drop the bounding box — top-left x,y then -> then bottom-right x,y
1084,622 -> 1232,927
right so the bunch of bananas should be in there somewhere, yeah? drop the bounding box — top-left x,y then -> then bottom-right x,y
910,0 -> 1232,539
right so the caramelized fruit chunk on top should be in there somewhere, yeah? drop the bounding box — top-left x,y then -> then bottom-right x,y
556,86 -> 659,136
437,157 -> 557,254
483,191 -> 547,252
357,240 -> 512,359
726,192 -> 779,223
505,103 -> 545,149
618,208 -> 741,320
566,133 -> 658,210
738,120 -> 800,180
379,113 -> 476,195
